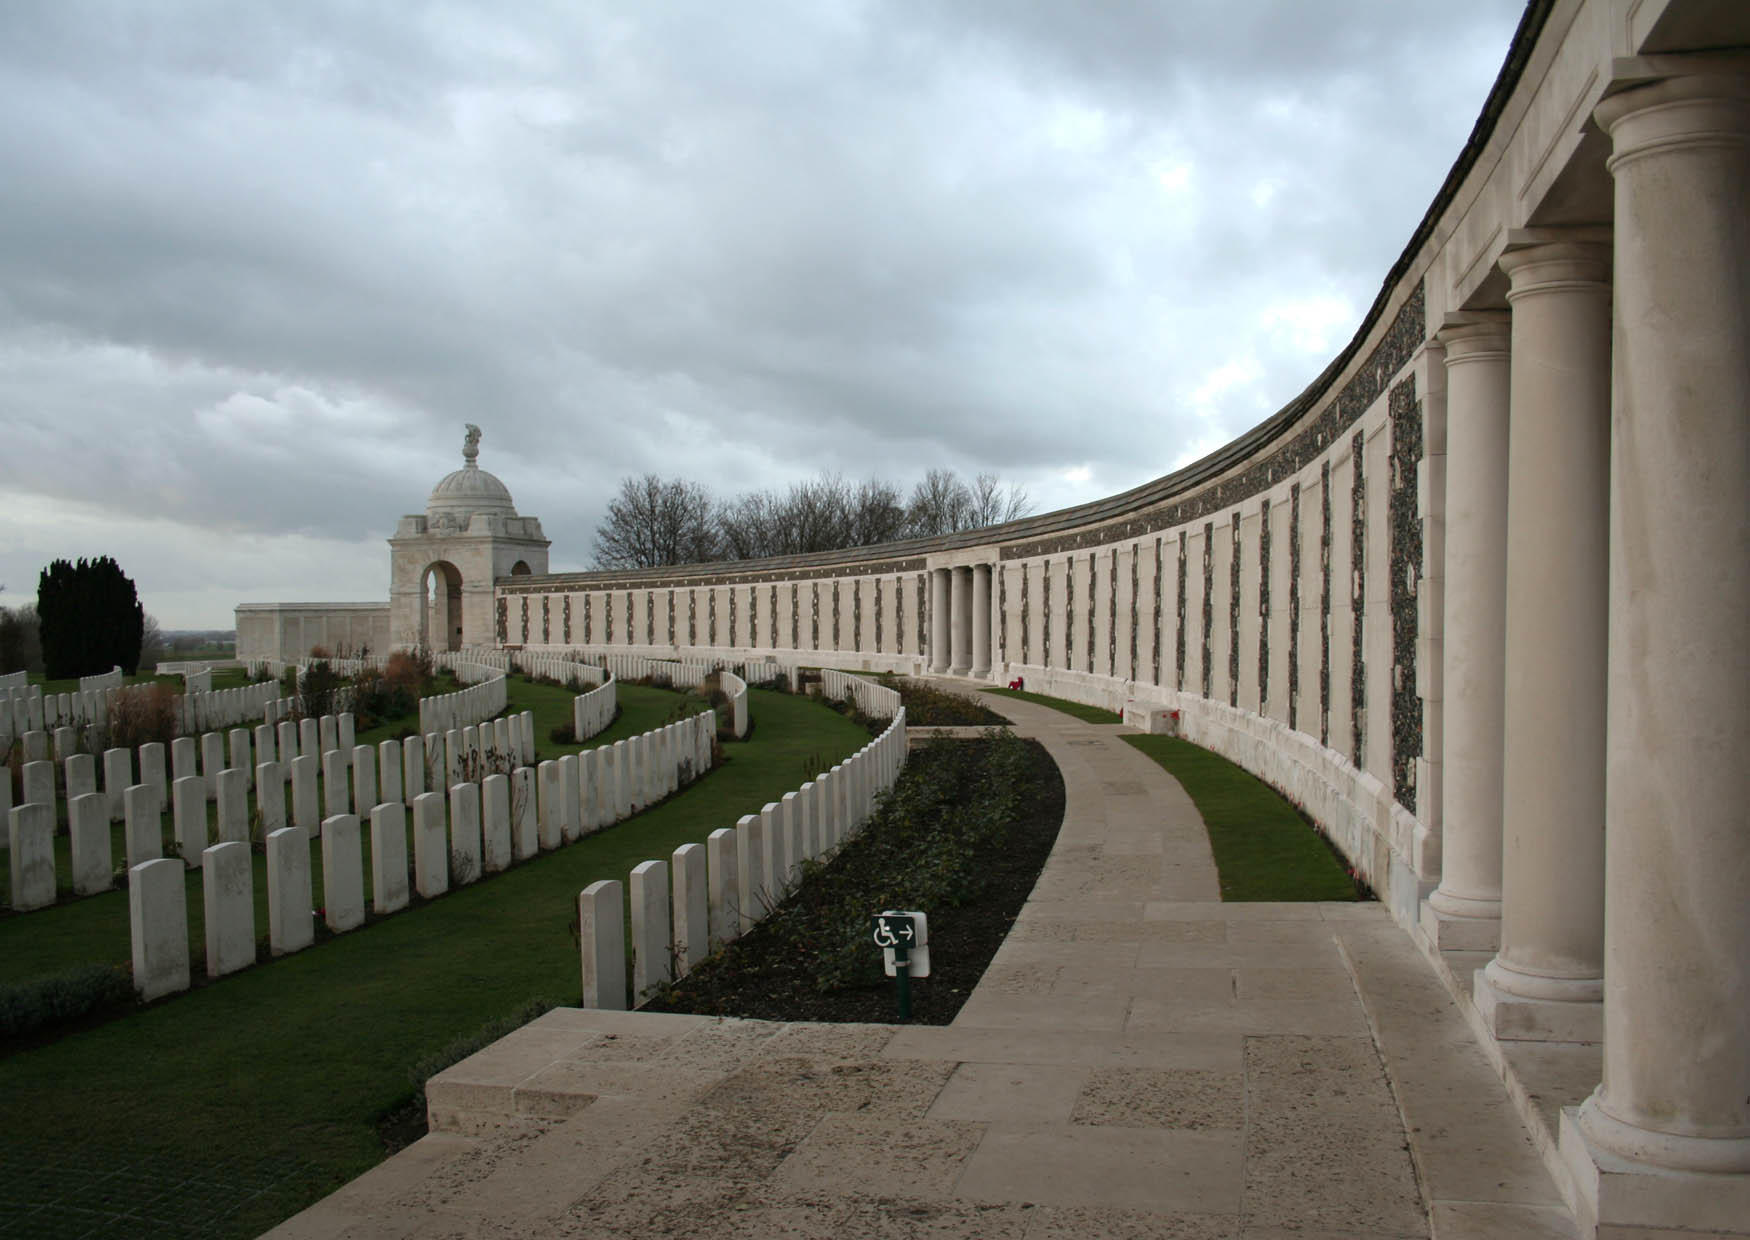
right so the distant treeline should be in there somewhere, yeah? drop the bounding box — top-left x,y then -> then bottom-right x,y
593,468 -> 1033,570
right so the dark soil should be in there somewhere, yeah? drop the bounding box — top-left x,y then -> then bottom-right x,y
643,735 -> 1064,1025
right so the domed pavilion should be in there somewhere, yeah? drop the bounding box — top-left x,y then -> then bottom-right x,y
388,424 -> 549,651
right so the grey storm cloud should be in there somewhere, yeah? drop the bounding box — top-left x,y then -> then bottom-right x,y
0,0 -> 1525,627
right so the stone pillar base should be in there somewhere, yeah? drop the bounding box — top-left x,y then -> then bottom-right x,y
1474,965 -> 1602,1043
1560,1105 -> 1750,1239
1419,898 -> 1500,953
947,665 -> 970,678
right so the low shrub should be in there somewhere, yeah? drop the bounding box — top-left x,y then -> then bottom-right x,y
107,682 -> 180,750
549,722 -> 578,745
0,965 -> 134,1042
882,678 -> 1009,726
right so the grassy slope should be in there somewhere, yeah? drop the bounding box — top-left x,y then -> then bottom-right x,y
0,687 -> 868,1238
1122,735 -> 1358,902
981,686 -> 1122,724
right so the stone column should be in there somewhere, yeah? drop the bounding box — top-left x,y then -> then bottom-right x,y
1564,71 -> 1750,1203
1423,315 -> 1512,949
971,563 -> 992,679
949,566 -> 973,677
928,568 -> 950,673
1474,237 -> 1612,1045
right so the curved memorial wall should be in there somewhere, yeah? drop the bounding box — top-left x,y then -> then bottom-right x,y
491,4 -> 1750,1231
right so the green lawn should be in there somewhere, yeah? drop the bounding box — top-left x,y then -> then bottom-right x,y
1122,735 -> 1359,902
981,686 -> 1122,724
0,686 -> 869,1239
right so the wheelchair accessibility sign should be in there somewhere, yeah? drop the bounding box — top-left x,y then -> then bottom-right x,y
871,911 -> 931,977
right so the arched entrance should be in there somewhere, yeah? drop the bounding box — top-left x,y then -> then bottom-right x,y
420,560 -> 465,651
511,561 -> 533,576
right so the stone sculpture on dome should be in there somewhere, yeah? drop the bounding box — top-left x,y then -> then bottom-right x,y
463,422 -> 481,463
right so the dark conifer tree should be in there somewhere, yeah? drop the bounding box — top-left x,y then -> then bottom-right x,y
37,556 -> 145,679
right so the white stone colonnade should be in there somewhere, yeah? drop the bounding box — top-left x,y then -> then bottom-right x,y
926,561 -> 995,680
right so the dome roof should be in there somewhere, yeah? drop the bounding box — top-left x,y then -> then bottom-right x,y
425,425 -> 519,524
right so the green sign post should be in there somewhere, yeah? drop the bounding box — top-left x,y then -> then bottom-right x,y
871,913 -> 917,1022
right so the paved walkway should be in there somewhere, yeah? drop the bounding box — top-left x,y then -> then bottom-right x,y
267,694 -> 1575,1239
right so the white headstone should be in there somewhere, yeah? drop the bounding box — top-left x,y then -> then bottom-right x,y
215,769 -> 248,846
322,748 -> 349,820
401,732 -> 423,805
613,740 -> 633,818
254,723 -> 276,768
378,738 -> 402,810
337,712 -> 355,755
200,732 -> 225,802
8,802 -> 56,911
706,826 -> 738,946
278,719 -> 299,770
321,813 -> 365,932
256,761 -> 285,839
481,773 -> 511,874
445,729 -> 464,786
762,802 -> 788,903
537,760 -> 564,851
559,753 -> 581,843
672,842 -> 708,976
173,775 -> 206,863
22,729 -> 47,763
352,745 -> 377,818
140,740 -> 167,812
265,827 -> 313,955
68,792 -> 112,895
511,766 -> 537,862
66,752 -> 98,806
782,791 -> 805,881
448,782 -> 481,886
630,859 -> 671,1003
124,782 -> 161,870
736,813 -> 765,931
579,879 -> 626,1010
412,791 -> 448,899
370,802 -> 409,914
53,725 -> 78,763
203,840 -> 255,978
22,759 -> 56,826
299,717 -> 319,762
291,754 -> 319,833
228,728 -> 251,791
129,857 -> 190,1000
319,714 -> 339,757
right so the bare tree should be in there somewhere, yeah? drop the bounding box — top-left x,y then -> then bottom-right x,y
849,477 -> 908,546
592,475 -> 720,569
969,472 -> 1034,528
906,468 -> 975,537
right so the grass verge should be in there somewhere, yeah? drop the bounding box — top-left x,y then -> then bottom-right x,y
0,687 -> 869,1240
982,686 -> 1122,724
1122,735 -> 1361,902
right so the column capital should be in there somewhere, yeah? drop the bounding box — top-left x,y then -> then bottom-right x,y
1433,312 -> 1510,364
1595,60 -> 1750,171
1499,235 -> 1612,300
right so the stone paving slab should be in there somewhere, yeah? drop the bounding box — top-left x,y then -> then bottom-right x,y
265,690 -> 1577,1239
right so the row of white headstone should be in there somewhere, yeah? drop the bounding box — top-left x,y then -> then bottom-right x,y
417,669 -> 508,735
52,708 -> 721,1002
579,704 -> 908,1010
3,710 -> 538,904
819,669 -> 903,720
1,679 -> 291,752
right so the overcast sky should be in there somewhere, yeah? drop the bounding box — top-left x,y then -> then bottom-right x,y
0,1 -> 1525,630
